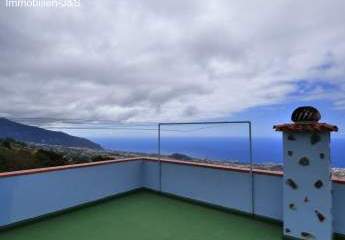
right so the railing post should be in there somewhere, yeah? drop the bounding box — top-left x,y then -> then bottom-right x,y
274,106 -> 338,240
158,123 -> 162,192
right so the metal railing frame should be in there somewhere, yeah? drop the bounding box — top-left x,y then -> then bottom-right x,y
157,121 -> 254,216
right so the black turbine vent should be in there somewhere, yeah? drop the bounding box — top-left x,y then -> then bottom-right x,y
291,106 -> 321,123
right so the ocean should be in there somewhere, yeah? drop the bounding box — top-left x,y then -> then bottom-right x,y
92,137 -> 345,168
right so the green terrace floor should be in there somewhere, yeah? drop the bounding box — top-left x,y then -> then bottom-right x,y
0,190 -> 285,240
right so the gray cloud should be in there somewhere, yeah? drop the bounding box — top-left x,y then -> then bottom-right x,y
0,0 -> 345,123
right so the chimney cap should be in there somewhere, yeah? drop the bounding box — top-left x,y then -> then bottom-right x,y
291,106 -> 321,123
273,122 -> 338,132
274,106 -> 338,132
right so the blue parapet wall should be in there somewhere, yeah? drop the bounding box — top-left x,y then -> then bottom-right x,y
0,160 -> 143,227
0,158 -> 344,236
334,182 -> 345,235
161,163 -> 252,213
142,160 -> 160,191
253,174 -> 282,220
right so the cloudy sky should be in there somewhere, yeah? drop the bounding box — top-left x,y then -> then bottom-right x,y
0,0 -> 345,136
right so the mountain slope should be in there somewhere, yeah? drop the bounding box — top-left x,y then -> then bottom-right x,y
0,118 -> 102,150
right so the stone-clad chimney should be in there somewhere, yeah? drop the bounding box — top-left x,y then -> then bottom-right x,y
274,106 -> 338,240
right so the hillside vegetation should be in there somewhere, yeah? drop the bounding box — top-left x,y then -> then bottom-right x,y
0,138 -> 116,173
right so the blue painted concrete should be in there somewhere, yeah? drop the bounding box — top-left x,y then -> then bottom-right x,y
253,174 -> 282,220
161,163 -> 252,213
0,161 -> 142,227
142,161 -> 160,191
0,159 -> 344,236
334,182 -> 345,235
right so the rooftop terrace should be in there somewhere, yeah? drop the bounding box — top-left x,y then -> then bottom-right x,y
0,190 -> 284,240
0,158 -> 344,239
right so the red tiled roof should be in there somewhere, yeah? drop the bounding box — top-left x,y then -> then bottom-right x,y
273,122 -> 338,132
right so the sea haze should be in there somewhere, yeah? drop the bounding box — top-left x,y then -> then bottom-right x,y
92,137 -> 345,168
